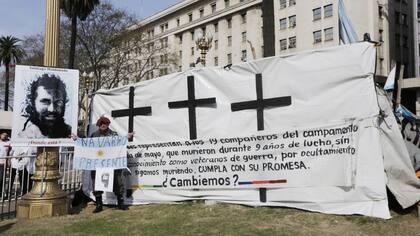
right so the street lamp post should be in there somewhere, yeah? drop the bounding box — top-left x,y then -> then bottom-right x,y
195,29 -> 213,66
81,71 -> 94,136
17,0 -> 69,219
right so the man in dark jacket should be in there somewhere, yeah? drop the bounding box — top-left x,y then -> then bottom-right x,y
90,116 -> 130,213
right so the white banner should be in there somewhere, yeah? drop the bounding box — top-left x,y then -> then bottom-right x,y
89,43 -> 398,218
128,121 -> 359,189
74,136 -> 128,170
11,65 -> 79,146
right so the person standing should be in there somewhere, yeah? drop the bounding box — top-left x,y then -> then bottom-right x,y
89,116 -> 132,213
9,146 -> 35,196
0,132 -> 11,196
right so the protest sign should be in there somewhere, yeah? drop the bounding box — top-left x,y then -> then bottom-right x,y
74,136 -> 128,170
94,168 -> 115,192
11,66 -> 79,146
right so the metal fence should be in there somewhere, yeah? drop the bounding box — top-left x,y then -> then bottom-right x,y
0,148 -> 81,220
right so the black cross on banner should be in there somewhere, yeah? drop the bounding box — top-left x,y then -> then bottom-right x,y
231,73 -> 292,131
168,76 -> 217,140
111,86 -> 152,141
231,73 -> 292,203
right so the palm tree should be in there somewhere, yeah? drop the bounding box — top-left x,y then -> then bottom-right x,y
0,36 -> 24,111
60,0 -> 100,69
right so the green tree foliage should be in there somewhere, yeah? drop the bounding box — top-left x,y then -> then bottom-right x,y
60,0 -> 100,69
0,36 -> 24,110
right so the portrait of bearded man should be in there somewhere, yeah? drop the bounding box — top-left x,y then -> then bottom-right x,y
18,73 -> 72,139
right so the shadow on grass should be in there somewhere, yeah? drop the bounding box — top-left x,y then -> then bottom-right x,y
0,222 -> 15,234
70,189 -> 92,215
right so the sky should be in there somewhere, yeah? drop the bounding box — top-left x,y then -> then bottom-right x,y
0,0 -> 181,39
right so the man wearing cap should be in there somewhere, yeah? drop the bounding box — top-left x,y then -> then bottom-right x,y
90,116 -> 131,213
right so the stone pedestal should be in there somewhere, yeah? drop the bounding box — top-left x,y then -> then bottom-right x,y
17,147 -> 68,219
17,198 -> 68,219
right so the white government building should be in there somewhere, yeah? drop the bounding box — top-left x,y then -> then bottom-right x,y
124,0 -> 418,111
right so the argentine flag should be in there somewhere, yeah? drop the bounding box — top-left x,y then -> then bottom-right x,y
338,0 -> 359,44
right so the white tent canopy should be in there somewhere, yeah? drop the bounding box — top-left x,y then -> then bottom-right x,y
87,42 -> 420,219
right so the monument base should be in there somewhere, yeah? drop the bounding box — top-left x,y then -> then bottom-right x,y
16,147 -> 69,219
17,197 -> 68,219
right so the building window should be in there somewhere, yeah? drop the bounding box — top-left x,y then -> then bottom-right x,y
188,13 -> 193,22
280,18 -> 287,30
378,5 -> 383,19
160,68 -> 168,76
313,8 -> 321,21
214,40 -> 218,49
403,36 -> 408,47
242,32 -> 247,43
199,8 -> 204,18
147,29 -> 154,38
313,30 -> 322,43
148,42 -> 154,52
395,11 -> 400,25
225,0 -> 230,8
280,0 -> 287,9
228,36 -> 232,46
395,34 -> 400,47
191,31 -> 194,40
227,53 -> 232,64
288,36 -> 296,48
161,37 -> 168,47
178,35 -> 183,44
214,23 -> 219,32
324,4 -> 333,18
191,47 -> 195,56
401,13 -> 407,26
179,50 -> 182,59
176,18 -> 180,26
289,15 -> 296,28
211,3 -> 216,13
214,57 -> 219,66
241,13 -> 247,24
379,29 -> 383,42
324,27 -> 333,41
241,50 -> 247,61
227,18 -> 232,28
280,39 -> 287,50
289,0 -> 296,6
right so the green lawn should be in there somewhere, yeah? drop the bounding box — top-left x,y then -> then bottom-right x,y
1,203 -> 419,236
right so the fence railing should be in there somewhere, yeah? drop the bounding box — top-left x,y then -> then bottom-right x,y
0,148 -> 81,220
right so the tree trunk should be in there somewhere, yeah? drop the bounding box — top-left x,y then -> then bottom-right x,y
68,14 -> 78,69
4,63 -> 9,111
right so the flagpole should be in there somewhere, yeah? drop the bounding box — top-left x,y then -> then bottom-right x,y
396,65 -> 405,109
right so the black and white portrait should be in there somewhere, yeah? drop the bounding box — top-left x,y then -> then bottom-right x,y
12,66 -> 79,146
